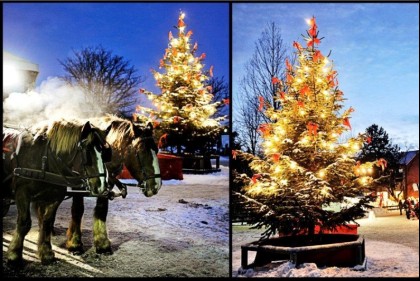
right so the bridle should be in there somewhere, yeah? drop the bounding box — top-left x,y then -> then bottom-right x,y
134,135 -> 161,187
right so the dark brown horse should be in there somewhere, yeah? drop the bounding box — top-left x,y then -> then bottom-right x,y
2,120 -> 111,265
65,115 -> 161,255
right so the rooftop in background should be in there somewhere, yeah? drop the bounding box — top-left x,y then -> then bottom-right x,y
399,150 -> 419,166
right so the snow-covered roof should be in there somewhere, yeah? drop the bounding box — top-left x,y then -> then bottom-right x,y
399,150 -> 419,165
3,51 -> 39,72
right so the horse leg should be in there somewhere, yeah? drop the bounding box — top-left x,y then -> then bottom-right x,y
66,195 -> 85,254
35,201 -> 61,265
6,191 -> 31,266
93,197 -> 112,254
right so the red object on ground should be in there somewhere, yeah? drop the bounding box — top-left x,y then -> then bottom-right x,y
117,153 -> 183,181
117,165 -> 133,179
157,153 -> 183,180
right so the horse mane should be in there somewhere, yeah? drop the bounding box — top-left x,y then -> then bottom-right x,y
33,119 -> 93,155
91,115 -> 146,150
3,128 -> 21,143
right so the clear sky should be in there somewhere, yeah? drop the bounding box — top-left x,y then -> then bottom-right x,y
233,2 -> 419,151
3,2 -> 229,96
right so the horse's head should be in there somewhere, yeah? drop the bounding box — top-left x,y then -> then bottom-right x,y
77,121 -> 112,194
125,121 -> 162,197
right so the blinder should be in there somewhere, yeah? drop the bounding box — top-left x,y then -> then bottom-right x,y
78,139 -> 92,166
93,131 -> 112,163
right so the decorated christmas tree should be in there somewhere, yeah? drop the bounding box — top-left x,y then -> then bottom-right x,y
233,17 -> 380,240
135,11 -> 227,155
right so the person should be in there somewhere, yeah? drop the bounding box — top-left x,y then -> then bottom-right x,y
398,199 -> 403,215
414,201 -> 419,219
404,198 -> 411,220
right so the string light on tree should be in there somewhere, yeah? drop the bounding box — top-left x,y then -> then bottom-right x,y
234,16 -> 381,240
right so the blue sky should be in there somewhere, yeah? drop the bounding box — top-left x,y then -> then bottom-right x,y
233,3 -> 419,150
3,2 -> 229,96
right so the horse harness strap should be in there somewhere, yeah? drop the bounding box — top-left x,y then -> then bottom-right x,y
12,138 -> 105,189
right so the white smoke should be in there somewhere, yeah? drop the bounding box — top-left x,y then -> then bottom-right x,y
3,77 -> 105,128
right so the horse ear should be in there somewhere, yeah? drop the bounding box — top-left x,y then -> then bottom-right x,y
132,122 -> 143,137
80,121 -> 92,140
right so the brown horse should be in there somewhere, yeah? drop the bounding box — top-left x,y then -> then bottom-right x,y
65,115 -> 161,255
3,120 -> 111,265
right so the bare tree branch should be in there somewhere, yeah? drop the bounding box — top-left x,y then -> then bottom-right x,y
59,45 -> 145,116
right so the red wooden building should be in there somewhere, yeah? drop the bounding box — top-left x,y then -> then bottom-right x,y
399,150 -> 419,199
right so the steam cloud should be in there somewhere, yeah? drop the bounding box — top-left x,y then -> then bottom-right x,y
3,77 -> 105,128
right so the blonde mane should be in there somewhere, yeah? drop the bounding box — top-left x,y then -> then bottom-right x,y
35,120 -> 93,155
91,115 -> 146,150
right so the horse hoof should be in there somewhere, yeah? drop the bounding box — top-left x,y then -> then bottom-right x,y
96,247 -> 113,255
40,257 -> 57,265
68,246 -> 84,255
7,257 -> 24,268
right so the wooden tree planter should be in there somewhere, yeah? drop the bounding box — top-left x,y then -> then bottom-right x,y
241,234 -> 366,270
182,154 -> 221,174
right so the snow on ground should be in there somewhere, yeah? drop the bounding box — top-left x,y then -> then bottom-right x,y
232,214 -> 419,277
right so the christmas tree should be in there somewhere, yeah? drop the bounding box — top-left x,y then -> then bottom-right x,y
135,11 -> 227,155
234,17 -> 379,240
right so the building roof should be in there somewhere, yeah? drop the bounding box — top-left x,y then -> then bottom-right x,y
3,51 -> 39,72
399,150 -> 419,165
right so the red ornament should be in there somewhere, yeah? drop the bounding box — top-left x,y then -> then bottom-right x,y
376,158 -> 388,171
293,41 -> 303,51
186,30 -> 193,37
307,37 -> 321,47
297,101 -> 304,108
199,53 -> 206,60
178,19 -> 185,28
285,58 -> 292,71
232,150 -> 237,160
308,16 -> 317,37
222,98 -> 230,105
258,124 -> 271,137
306,121 -> 319,136
251,174 -> 261,184
209,65 -> 214,77
300,85 -> 310,96
173,116 -> 181,123
343,117 -> 352,130
286,73 -> 293,84
139,88 -> 145,94
366,135 -> 372,144
272,77 -> 281,84
272,153 -> 281,162
279,91 -> 286,100
313,50 -> 323,62
258,96 -> 265,111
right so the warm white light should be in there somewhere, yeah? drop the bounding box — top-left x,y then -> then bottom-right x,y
3,63 -> 22,89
